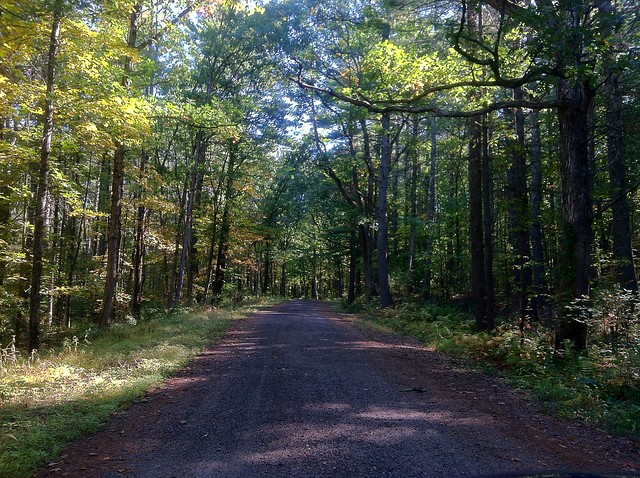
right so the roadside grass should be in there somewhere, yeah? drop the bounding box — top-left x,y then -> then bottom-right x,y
343,298 -> 640,436
0,299 -> 275,478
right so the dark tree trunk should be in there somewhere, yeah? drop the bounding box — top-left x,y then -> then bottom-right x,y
358,119 -> 377,301
0,185 -> 10,286
280,262 -> 287,297
203,216 -> 219,301
606,66 -> 637,293
423,115 -> 437,298
468,114 -> 487,330
211,202 -> 231,297
390,163 -> 399,256
377,112 -> 394,308
100,4 -> 141,328
167,175 -> 189,308
529,108 -> 547,320
173,131 -> 208,308
28,6 -> 62,350
312,247 -> 318,300
187,169 -> 204,300
408,122 -> 419,275
348,226 -> 357,303
64,209 -> 82,328
263,248 -> 270,295
555,79 -> 594,351
131,152 -> 148,318
507,87 -> 534,326
99,145 -> 125,328
481,115 -> 495,330
94,154 -> 111,256
212,145 -> 236,297
360,226 -> 376,301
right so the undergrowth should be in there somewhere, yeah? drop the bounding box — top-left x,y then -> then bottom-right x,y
344,292 -> 640,436
0,299 -> 274,478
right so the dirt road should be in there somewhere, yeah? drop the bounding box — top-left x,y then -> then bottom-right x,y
40,301 -> 639,477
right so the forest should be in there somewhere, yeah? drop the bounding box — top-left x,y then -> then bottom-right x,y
1,0 -> 639,359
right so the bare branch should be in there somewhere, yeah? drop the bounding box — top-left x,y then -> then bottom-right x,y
290,73 -> 562,117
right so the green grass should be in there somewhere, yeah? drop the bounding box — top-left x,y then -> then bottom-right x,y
343,298 -> 640,436
0,299 -> 276,478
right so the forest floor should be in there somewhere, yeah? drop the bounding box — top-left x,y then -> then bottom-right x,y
37,300 -> 640,477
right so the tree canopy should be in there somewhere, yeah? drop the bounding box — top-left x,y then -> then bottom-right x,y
1,0 -> 639,352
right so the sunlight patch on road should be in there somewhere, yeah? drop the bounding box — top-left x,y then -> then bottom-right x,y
354,406 -> 431,421
336,340 -> 426,352
304,402 -> 351,412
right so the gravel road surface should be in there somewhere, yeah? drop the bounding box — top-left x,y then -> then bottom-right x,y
40,300 -> 640,477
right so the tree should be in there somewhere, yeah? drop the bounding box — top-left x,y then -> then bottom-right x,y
28,1 -> 63,351
289,0 -> 638,348
100,0 -> 199,327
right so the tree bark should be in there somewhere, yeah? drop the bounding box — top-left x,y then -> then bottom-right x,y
100,4 -> 141,327
94,154 -> 110,256
423,115 -> 437,298
187,168 -> 204,300
529,108 -> 547,320
28,5 -> 62,351
131,152 -> 148,318
468,114 -> 487,330
605,49 -> 637,293
377,112 -> 394,308
348,226 -> 357,303
481,114 -> 495,330
212,144 -> 237,297
280,262 -> 287,297
359,224 -> 376,301
507,87 -> 533,326
359,119 -> 377,301
408,121 -> 419,275
173,130 -> 207,308
0,184 -> 10,286
555,79 -> 594,350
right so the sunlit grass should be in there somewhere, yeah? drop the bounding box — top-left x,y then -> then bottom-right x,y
0,299 -> 276,478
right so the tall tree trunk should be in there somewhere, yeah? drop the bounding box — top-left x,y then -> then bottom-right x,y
508,87 -> 533,326
555,79 -> 595,350
358,119 -> 377,301
167,175 -> 189,308
173,131 -> 207,308
377,112 -> 394,308
348,226 -> 357,303
203,214 -> 219,301
311,246 -> 318,300
423,115 -> 437,298
280,262 -> 287,297
94,154 -> 111,256
28,5 -> 62,351
469,114 -> 487,330
408,122 -> 419,275
131,152 -> 148,318
359,224 -> 376,301
481,115 -> 495,330
605,56 -> 637,293
390,163 -> 399,256
99,146 -> 125,328
529,108 -> 547,321
187,169 -> 204,300
212,144 -> 236,297
100,4 -> 141,328
0,185 -> 11,286
263,248 -> 271,295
